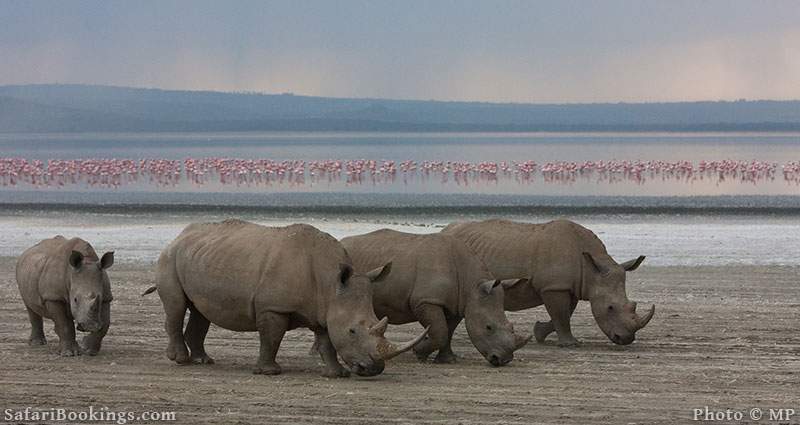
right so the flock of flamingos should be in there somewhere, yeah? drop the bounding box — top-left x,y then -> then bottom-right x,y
1,157 -> 800,188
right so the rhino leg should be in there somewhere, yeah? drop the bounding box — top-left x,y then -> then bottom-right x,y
184,306 -> 214,364
541,291 -> 580,347
81,301 -> 110,356
534,298 -> 577,343
411,304 -> 450,362
157,262 -> 191,364
433,316 -> 461,364
253,311 -> 289,375
45,300 -> 81,356
25,306 -> 47,346
314,331 -> 350,378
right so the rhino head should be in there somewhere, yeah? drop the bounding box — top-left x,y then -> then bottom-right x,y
464,278 -> 532,366
326,262 -> 429,376
68,250 -> 114,333
582,253 -> 655,345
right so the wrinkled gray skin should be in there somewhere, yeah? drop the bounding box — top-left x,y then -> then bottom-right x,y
154,219 -> 428,378
443,219 -> 655,347
341,229 -> 531,366
16,236 -> 114,356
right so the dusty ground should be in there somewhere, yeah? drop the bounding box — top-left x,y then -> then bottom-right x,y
0,257 -> 798,424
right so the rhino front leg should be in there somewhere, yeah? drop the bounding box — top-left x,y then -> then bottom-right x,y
184,306 -> 214,364
253,311 -> 289,375
45,301 -> 80,356
26,306 -> 47,346
314,331 -> 350,378
411,303 -> 451,362
81,301 -> 110,356
433,316 -> 462,364
534,297 -> 577,343
541,291 -> 580,347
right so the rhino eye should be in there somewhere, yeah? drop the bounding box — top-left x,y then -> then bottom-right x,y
485,325 -> 493,332
73,297 -> 78,303
608,305 -> 614,311
349,328 -> 356,335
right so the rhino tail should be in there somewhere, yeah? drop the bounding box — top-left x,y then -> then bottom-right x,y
141,285 -> 158,297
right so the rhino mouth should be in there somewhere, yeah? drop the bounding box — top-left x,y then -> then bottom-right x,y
76,322 -> 102,333
349,360 -> 385,376
487,353 -> 513,367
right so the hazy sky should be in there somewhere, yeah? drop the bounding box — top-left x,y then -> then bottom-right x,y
1,0 -> 798,103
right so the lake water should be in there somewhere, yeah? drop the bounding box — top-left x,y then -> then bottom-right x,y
1,132 -> 800,266
1,131 -> 800,197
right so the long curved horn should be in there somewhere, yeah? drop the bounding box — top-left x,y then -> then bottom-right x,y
378,326 -> 430,360
635,304 -> 655,330
369,317 -> 389,336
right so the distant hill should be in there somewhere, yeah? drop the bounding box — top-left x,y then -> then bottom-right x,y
1,84 -> 799,133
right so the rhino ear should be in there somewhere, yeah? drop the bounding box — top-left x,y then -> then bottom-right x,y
501,277 -> 529,289
479,279 -> 502,295
366,262 -> 392,283
100,251 -> 115,270
582,252 -> 609,275
338,263 -> 353,286
69,251 -> 84,269
620,255 -> 646,272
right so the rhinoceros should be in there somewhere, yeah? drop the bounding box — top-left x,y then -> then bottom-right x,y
340,229 -> 531,366
443,219 -> 655,346
16,236 -> 114,356
152,219 -> 428,377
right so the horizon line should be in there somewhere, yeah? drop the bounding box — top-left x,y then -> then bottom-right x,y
3,82 -> 800,107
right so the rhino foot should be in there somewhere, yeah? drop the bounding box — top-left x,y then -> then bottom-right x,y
166,343 -> 191,364
190,353 -> 215,365
321,367 -> 351,378
533,321 -> 554,343
557,338 -> 581,348
59,342 -> 82,357
28,336 -> 47,346
253,363 -> 282,375
433,352 -> 458,364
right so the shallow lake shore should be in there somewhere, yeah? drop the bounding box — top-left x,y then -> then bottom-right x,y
1,257 -> 797,424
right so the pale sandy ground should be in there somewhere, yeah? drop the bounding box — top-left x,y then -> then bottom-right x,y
0,258 -> 798,424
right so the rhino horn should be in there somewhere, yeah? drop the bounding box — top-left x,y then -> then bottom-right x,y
369,316 -> 389,336
378,326 -> 430,360
514,332 -> 533,350
635,304 -> 655,330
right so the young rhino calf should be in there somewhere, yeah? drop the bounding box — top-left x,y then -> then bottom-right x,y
153,220 -> 428,377
16,236 -> 114,356
341,230 -> 531,366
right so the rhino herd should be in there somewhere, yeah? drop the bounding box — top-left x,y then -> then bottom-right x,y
15,218 -> 655,378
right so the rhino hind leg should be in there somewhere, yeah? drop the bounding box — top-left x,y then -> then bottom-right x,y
315,331 -> 350,378
541,291 -> 580,347
157,259 -> 191,364
412,304 -> 451,363
184,306 -> 214,364
253,311 -> 289,375
25,307 -> 47,346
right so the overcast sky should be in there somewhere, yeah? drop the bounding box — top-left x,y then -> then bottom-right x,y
1,0 -> 798,103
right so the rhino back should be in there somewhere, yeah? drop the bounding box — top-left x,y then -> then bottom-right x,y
167,220 -> 345,330
445,219 -> 610,291
16,236 -> 99,316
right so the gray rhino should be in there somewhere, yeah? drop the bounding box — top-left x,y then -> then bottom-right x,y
153,219 -> 428,377
341,229 -> 531,366
443,219 -> 654,346
16,236 -> 114,356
